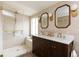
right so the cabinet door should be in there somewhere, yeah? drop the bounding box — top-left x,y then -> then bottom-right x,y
32,36 -> 52,57
50,41 -> 68,57
40,38 -> 52,57
36,37 -> 52,57
32,36 -> 40,56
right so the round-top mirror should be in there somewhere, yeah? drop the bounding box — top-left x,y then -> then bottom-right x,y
40,12 -> 49,29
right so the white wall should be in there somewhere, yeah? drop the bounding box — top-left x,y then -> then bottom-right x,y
31,17 -> 38,35
0,10 -> 3,55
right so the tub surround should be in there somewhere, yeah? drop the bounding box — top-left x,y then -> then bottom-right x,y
33,1 -> 79,56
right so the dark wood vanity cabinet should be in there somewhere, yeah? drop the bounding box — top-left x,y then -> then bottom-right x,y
32,36 -> 73,57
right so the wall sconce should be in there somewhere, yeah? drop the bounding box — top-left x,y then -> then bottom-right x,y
49,13 -> 53,21
71,4 -> 78,17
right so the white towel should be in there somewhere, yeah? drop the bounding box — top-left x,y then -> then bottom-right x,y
71,50 -> 77,57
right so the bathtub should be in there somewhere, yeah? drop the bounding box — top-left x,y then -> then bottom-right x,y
3,45 -> 27,57
3,36 -> 32,57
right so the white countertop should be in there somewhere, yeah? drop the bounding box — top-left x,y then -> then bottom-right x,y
32,34 -> 74,45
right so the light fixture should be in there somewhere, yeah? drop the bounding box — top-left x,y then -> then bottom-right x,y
71,3 -> 78,17
49,13 -> 53,21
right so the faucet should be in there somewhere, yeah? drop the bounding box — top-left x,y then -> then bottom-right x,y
57,33 -> 62,38
57,33 -> 65,39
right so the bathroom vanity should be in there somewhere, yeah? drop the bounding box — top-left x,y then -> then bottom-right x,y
32,34 -> 74,57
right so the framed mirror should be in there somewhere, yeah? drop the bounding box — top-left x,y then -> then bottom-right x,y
40,12 -> 49,29
55,4 -> 71,28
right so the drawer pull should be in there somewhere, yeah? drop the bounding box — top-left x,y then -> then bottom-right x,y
51,46 -> 56,48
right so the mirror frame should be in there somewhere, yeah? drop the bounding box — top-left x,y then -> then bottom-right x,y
55,4 -> 71,28
40,12 -> 49,29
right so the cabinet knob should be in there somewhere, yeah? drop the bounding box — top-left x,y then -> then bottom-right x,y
54,46 -> 56,48
51,46 -> 56,48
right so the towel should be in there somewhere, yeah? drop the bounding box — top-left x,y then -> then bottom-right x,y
71,50 -> 77,57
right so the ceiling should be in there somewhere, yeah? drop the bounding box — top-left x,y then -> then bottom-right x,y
2,1 -> 58,16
